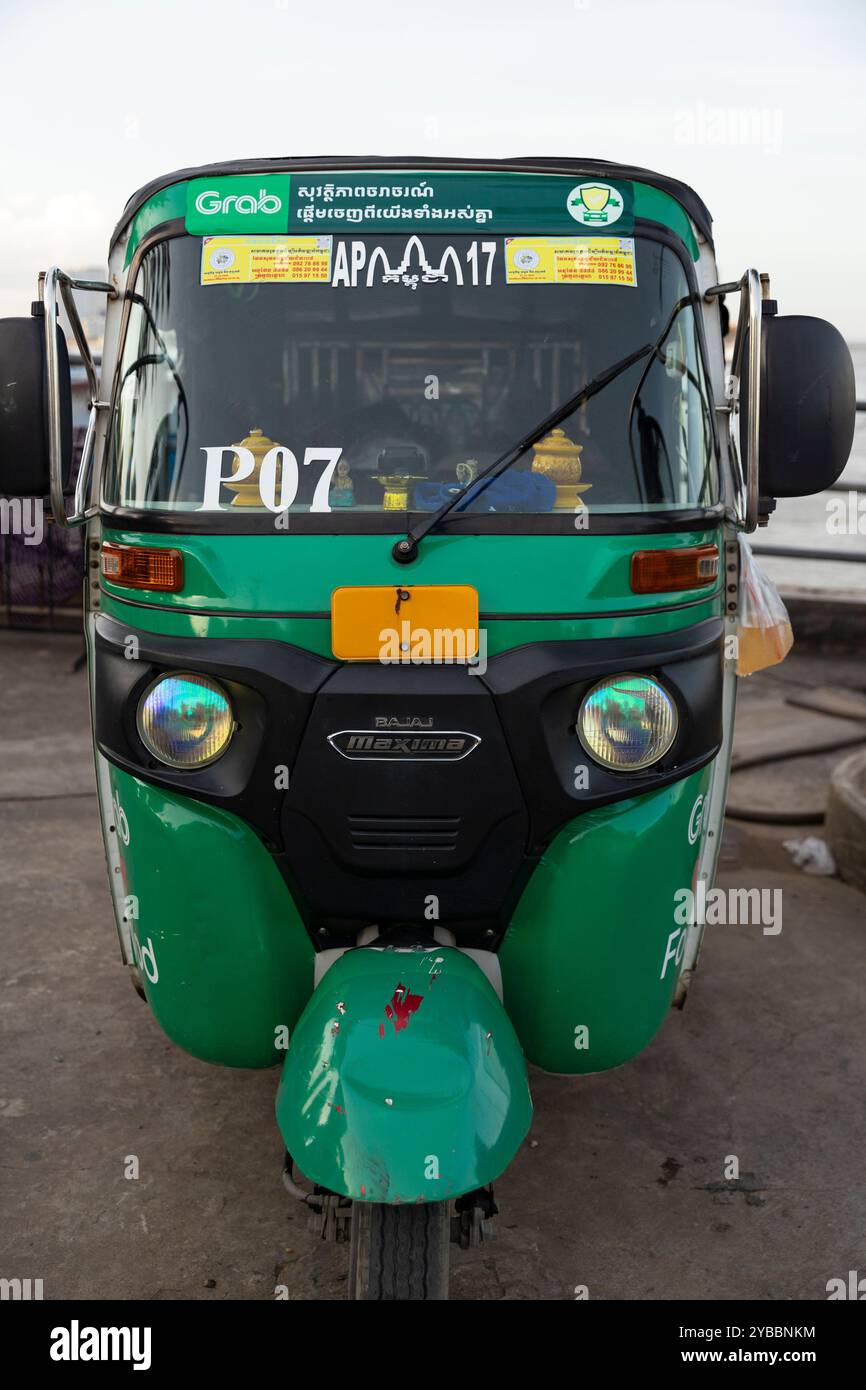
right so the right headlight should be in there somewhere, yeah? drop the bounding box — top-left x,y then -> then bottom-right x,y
576,674 -> 678,771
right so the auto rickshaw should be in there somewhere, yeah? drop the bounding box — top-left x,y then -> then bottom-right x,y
0,158 -> 855,1300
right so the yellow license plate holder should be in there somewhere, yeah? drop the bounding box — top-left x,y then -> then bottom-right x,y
331,585 -> 479,662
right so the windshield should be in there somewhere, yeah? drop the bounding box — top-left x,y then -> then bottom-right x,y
103,232 -> 717,526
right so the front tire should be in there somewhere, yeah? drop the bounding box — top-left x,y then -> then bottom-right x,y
348,1201 -> 450,1300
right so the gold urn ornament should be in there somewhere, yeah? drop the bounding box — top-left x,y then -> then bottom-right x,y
531,428 -> 592,511
373,473 -> 426,510
224,427 -> 283,507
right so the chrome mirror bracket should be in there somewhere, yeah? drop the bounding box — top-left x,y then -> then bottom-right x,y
41,267 -> 117,529
705,270 -> 764,532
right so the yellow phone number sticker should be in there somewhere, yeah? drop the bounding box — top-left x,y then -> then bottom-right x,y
506,236 -> 637,286
201,235 -> 333,285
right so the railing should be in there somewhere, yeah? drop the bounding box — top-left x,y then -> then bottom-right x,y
752,400 -> 865,566
750,545 -> 864,564
0,428 -> 87,629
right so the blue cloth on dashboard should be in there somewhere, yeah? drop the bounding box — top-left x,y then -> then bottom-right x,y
413,471 -> 556,513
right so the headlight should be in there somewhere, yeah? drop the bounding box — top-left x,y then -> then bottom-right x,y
577,674 -> 677,771
137,672 -> 234,769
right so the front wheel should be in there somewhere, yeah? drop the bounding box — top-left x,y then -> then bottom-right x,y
348,1201 -> 450,1300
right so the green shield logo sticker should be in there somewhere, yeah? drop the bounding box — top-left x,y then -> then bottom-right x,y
567,182 -> 624,227
186,175 -> 290,234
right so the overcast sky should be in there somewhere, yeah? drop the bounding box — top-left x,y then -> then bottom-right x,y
0,0 -> 863,337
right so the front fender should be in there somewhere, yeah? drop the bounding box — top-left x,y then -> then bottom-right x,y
276,946 -> 531,1203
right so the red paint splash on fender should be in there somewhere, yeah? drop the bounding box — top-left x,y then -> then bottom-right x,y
384,982 -> 423,1034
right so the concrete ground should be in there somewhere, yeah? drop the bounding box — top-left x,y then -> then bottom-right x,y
1,628 -> 865,1301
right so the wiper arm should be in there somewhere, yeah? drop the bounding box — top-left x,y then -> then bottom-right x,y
391,341 -> 651,563
391,292 -> 698,564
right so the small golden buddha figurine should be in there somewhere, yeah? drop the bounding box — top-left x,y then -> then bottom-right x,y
329,457 -> 355,508
531,428 -> 592,511
223,428 -> 285,507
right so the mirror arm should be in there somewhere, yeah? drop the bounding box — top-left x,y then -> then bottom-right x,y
705,269 -> 764,533
742,268 -> 762,534
41,266 -> 117,528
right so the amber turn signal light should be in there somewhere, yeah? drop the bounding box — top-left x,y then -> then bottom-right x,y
100,542 -> 184,593
630,544 -> 719,594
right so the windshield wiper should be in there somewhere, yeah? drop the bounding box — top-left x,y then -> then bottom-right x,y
391,293 -> 698,564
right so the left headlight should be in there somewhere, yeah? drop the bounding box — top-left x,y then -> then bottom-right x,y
137,672 -> 234,769
576,674 -> 678,771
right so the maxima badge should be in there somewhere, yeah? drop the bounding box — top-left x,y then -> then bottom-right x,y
328,730 -> 481,762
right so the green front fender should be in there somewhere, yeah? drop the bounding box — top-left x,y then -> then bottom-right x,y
276,946 -> 531,1203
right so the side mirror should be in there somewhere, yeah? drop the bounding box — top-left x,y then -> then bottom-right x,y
759,313 -> 855,501
0,313 -> 72,498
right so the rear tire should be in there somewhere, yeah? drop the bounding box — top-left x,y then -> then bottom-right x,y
348,1201 -> 450,1300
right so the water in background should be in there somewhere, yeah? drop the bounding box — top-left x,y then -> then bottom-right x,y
756,343 -> 866,594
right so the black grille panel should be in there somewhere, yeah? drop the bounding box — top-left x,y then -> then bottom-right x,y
348,814 -> 461,852
282,660 -> 530,932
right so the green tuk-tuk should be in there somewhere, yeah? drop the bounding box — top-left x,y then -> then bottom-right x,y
0,157 -> 855,1299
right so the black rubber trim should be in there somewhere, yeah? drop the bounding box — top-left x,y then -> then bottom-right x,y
98,505 -> 725,536
111,155 -> 713,252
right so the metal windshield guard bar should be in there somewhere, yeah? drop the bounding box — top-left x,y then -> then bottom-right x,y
41,266 -> 118,528
704,269 -> 764,533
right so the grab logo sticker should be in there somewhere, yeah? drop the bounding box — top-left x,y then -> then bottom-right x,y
194,188 -> 283,217
185,175 -> 291,234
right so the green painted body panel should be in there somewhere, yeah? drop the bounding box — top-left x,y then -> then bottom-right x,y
500,765 -> 714,1074
276,946 -> 532,1202
101,527 -> 722,627
124,172 -> 699,265
107,765 -> 313,1067
99,595 -> 721,656
125,181 -> 186,262
100,527 -> 722,658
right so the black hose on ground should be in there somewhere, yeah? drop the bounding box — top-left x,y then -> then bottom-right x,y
726,803 -> 826,825
725,733 -> 866,824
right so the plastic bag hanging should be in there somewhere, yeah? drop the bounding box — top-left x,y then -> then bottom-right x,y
735,534 -> 794,676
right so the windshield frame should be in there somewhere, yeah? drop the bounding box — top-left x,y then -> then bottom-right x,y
99,218 -> 722,536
